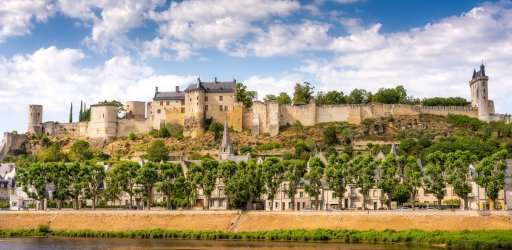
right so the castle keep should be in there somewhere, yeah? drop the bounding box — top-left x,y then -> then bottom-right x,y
17,64 -> 507,141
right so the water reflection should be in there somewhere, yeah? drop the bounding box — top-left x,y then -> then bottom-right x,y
0,237 -> 432,250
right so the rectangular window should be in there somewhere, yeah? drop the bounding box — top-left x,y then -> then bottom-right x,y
181,100 -> 185,105
332,193 -> 337,199
204,105 -> 208,111
205,96 -> 208,102
219,105 -> 223,111
160,101 -> 163,106
219,96 -> 223,101
196,96 -> 199,100
157,109 -> 161,114
299,191 -> 304,198
166,101 -> 170,105
288,202 -> 292,209
224,105 -> 228,111
275,202 -> 279,208
181,108 -> 185,113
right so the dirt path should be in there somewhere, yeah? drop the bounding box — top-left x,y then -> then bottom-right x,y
2,210 -> 511,232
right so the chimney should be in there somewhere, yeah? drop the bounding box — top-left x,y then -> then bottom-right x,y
155,86 -> 159,93
175,86 -> 179,92
215,77 -> 218,83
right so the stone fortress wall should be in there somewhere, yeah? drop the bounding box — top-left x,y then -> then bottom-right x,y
14,64 -> 507,144
248,101 -> 484,136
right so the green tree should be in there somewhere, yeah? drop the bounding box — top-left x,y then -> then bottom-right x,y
349,154 -> 377,210
49,162 -> 70,210
158,162 -> 183,209
69,102 -> 73,123
38,144 -> 66,163
262,157 -> 286,210
293,82 -> 314,104
264,92 -> 292,105
70,140 -> 91,161
323,127 -> 338,146
404,156 -> 422,207
235,83 -> 257,108
103,173 -> 122,207
218,160 -> 238,209
391,183 -> 410,204
347,89 -> 370,104
208,122 -> 223,141
99,100 -> 125,113
68,163 -> 85,210
316,90 -> 346,105
283,159 -> 307,210
276,92 -> 292,105
474,149 -> 508,209
145,139 -> 170,162
445,150 -> 478,210
16,163 -> 51,210
232,160 -> 265,210
371,85 -> 408,104
422,151 -> 447,210
111,161 -> 140,209
189,158 -> 219,210
377,153 -> 400,209
326,154 -> 350,210
82,163 -> 106,210
136,162 -> 159,210
304,157 -> 325,210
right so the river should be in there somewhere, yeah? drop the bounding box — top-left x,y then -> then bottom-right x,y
0,237 -> 432,250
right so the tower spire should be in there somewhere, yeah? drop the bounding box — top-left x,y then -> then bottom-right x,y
219,116 -> 233,161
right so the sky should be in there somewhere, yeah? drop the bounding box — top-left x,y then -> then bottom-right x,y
1,0 -> 512,136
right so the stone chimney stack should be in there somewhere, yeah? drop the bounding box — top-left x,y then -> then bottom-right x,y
175,86 -> 180,92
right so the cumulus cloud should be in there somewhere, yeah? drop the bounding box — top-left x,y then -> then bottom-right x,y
0,46 -> 196,133
0,0 -> 54,43
57,0 -> 165,53
144,0 -> 300,59
298,2 -> 512,115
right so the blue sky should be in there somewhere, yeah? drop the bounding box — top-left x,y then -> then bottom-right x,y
1,0 -> 511,136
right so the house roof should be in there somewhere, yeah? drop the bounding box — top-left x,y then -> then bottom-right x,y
153,91 -> 185,101
185,80 -> 236,93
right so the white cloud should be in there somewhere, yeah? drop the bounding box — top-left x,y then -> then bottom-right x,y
0,46 -> 196,133
0,0 -> 54,43
145,0 -> 300,59
297,2 -> 512,115
57,0 -> 165,53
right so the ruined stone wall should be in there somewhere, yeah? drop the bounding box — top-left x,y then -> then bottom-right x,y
242,107 -> 253,131
0,133 -> 28,160
279,102 -> 316,126
117,118 -> 151,137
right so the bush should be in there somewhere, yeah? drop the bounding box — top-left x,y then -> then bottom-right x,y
0,202 -> 9,208
239,145 -> 252,154
128,132 -> 137,141
323,127 -> 338,146
36,224 -> 51,234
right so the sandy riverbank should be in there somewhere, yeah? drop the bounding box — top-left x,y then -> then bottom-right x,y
1,210 -> 511,232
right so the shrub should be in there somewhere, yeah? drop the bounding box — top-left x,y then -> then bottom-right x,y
128,132 -> 137,141
257,142 -> 282,151
323,127 -> 338,146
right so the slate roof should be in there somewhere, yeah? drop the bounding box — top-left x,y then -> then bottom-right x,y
153,91 -> 185,101
185,80 -> 236,93
472,63 -> 486,79
153,78 -> 236,101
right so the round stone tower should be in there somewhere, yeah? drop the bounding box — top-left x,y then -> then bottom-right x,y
469,63 -> 490,122
28,104 -> 43,134
88,103 -> 118,139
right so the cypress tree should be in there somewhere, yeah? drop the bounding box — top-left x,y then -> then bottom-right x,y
69,102 -> 73,123
79,101 -> 83,122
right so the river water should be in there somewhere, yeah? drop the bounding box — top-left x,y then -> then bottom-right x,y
0,237 -> 432,250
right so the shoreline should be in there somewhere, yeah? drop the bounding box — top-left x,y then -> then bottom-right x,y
1,228 -> 511,249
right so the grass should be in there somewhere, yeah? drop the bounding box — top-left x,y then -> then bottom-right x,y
1,227 -> 511,249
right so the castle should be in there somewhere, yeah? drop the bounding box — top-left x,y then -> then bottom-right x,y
1,64 -> 507,152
